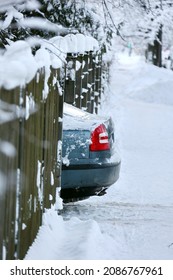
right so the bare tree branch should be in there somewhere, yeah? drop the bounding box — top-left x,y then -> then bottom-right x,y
102,0 -> 126,41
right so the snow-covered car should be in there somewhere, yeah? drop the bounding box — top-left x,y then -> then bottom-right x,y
60,103 -> 121,202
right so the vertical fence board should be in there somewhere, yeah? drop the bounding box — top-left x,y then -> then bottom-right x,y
87,52 -> 94,113
64,55 -> 76,105
43,69 -> 58,209
54,69 -> 64,190
90,54 -> 96,114
94,53 -> 102,114
0,87 -> 20,259
81,54 -> 89,110
75,55 -> 83,109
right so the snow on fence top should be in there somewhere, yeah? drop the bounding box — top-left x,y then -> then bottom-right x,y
0,34 -> 100,90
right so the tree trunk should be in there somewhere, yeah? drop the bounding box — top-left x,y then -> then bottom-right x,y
152,26 -> 162,67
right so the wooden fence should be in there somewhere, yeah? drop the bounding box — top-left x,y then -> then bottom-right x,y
0,68 -> 64,260
0,50 -> 103,260
64,51 -> 102,114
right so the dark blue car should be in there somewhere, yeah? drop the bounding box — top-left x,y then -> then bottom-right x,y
60,103 -> 121,202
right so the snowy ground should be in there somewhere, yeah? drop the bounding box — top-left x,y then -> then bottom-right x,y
25,52 -> 173,260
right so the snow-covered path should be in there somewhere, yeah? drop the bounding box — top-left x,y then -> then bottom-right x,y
25,53 -> 173,260
107,54 -> 173,205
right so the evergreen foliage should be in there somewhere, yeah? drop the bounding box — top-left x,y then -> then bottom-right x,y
1,0 -> 173,66
0,0 -> 113,52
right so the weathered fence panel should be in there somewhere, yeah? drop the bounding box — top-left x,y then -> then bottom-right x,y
0,87 -> 20,260
0,50 -> 104,260
17,71 -> 45,259
0,67 -> 63,259
64,51 -> 102,114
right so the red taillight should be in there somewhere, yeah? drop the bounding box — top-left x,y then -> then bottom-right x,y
90,124 -> 110,151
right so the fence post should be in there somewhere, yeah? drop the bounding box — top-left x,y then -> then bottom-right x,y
64,54 -> 76,105
87,51 -> 94,113
42,68 -> 62,209
75,54 -> 83,109
81,53 -> 89,110
94,52 -> 102,114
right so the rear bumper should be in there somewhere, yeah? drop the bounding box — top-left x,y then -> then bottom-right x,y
60,161 -> 121,200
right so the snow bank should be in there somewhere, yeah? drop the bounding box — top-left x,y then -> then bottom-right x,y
124,62 -> 173,106
0,34 -> 100,90
25,208 -> 106,260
